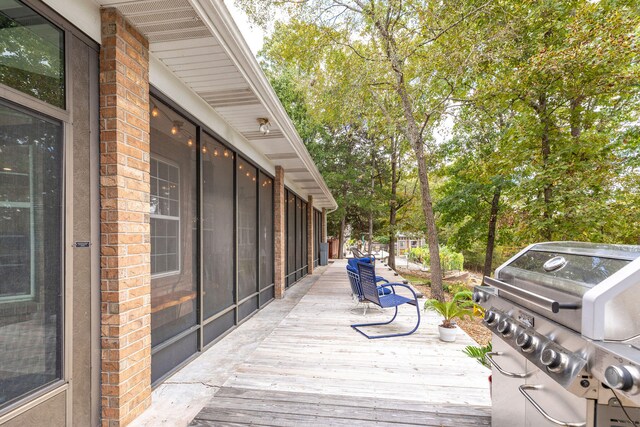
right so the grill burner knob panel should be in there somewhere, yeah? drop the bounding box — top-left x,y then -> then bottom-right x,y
497,318 -> 514,337
605,365 -> 635,391
516,332 -> 538,353
541,348 -> 568,373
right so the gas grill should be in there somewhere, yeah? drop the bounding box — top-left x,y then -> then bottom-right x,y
474,242 -> 640,427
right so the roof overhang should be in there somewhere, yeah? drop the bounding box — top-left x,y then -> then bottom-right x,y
99,0 -> 337,210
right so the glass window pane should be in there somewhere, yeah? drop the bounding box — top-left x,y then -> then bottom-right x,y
237,157 -> 257,301
0,102 -> 62,407
149,97 -> 197,347
296,197 -> 302,280
314,210 -> 320,265
0,0 -> 65,108
302,201 -> 307,274
202,134 -> 235,318
259,172 -> 273,290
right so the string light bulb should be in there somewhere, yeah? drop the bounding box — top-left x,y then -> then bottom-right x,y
246,171 -> 250,177
239,164 -> 243,170
151,105 -> 159,118
224,150 -> 229,157
187,138 -> 193,147
213,148 -> 219,156
171,121 -> 183,135
202,146 -> 207,154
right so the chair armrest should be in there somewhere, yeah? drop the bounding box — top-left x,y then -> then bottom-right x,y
379,283 -> 420,302
375,276 -> 389,284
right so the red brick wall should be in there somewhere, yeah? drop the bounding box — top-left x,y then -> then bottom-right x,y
274,166 -> 285,298
99,8 -> 151,426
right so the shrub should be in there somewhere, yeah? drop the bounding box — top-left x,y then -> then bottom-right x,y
408,245 -> 464,273
462,343 -> 493,369
443,282 -> 468,295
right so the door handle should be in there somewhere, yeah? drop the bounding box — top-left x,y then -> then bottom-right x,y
485,352 -> 530,378
519,384 -> 586,427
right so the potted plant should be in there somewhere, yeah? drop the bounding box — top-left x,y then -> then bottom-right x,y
424,291 -> 474,342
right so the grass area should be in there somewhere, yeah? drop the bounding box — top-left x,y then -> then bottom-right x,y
399,273 -> 431,286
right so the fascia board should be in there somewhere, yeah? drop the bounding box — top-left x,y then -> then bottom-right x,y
188,0 -> 338,211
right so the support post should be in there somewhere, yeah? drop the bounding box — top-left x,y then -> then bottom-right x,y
99,8 -> 151,425
274,166 -> 286,298
322,208 -> 327,243
307,196 -> 314,274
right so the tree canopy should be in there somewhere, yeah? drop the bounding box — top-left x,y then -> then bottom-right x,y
244,0 -> 640,298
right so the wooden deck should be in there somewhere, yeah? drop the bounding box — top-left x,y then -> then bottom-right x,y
190,259 -> 491,426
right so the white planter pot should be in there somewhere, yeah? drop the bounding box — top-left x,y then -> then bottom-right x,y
438,325 -> 457,342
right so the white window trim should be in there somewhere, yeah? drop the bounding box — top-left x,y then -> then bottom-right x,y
150,155 -> 181,278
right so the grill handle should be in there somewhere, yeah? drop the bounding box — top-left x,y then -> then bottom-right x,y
483,276 -> 581,314
485,352 -> 530,378
519,385 -> 586,427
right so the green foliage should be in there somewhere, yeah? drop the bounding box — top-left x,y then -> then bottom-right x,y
244,0 -> 640,274
462,343 -> 493,370
408,245 -> 464,272
424,291 -> 474,328
442,282 -> 468,296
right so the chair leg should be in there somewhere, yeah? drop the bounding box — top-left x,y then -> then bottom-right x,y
351,304 -> 421,339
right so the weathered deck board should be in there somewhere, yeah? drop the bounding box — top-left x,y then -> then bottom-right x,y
190,260 -> 491,426
190,387 -> 489,426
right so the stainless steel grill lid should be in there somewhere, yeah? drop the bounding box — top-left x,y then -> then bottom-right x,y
491,242 -> 640,340
498,242 -> 638,297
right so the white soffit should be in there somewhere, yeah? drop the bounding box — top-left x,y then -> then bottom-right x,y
99,0 -> 337,210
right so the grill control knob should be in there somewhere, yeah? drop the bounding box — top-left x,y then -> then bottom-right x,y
497,319 -> 514,337
540,348 -> 567,373
516,332 -> 537,353
473,291 -> 482,303
484,310 -> 498,326
605,365 -> 635,391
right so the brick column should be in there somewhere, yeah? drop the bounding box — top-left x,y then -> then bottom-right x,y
307,196 -> 314,274
274,166 -> 286,298
321,208 -> 327,242
99,8 -> 151,426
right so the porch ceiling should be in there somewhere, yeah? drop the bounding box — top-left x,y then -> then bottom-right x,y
100,0 -> 337,210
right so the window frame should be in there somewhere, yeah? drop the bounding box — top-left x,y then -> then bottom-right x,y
150,155 -> 182,278
0,0 -> 101,420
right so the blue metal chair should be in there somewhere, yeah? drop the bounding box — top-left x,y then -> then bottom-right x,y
346,268 -> 388,315
346,258 -> 391,299
351,262 -> 421,339
347,257 -> 389,285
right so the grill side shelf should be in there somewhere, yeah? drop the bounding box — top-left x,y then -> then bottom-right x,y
483,276 -> 581,314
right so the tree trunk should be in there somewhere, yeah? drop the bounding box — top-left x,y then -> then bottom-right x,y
368,166 -> 374,254
388,143 -> 398,270
414,142 -> 444,301
536,93 -> 553,241
483,186 -> 501,279
371,16 -> 443,300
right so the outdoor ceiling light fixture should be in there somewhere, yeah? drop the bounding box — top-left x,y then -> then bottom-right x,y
257,117 -> 271,135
